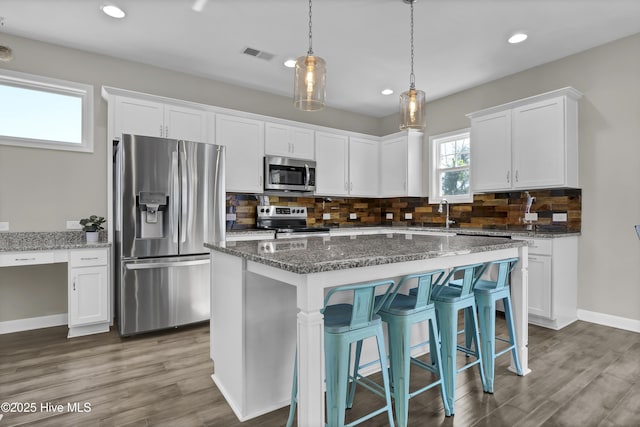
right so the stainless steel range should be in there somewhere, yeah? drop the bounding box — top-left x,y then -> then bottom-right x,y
256,205 -> 330,239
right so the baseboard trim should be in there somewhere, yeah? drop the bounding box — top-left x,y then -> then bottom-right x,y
577,309 -> 640,333
0,313 -> 67,335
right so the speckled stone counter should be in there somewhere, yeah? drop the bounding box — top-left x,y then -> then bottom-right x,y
0,231 -> 110,252
206,233 -> 526,275
406,226 -> 580,239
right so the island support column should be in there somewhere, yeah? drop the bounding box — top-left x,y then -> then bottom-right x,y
295,276 -> 326,427
511,245 -> 531,375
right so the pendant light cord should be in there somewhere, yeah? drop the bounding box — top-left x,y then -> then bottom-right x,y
409,0 -> 415,90
308,0 -> 314,55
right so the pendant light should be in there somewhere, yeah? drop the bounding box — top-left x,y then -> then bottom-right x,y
399,0 -> 426,130
294,0 -> 326,111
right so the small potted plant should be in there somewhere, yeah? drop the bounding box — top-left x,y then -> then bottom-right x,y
80,215 -> 106,243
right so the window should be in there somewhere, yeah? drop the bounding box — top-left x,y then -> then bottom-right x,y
429,129 -> 472,203
0,69 -> 93,152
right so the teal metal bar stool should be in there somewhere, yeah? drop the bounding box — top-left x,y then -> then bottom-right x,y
473,257 -> 523,393
349,270 -> 452,427
286,280 -> 396,427
429,262 -> 488,414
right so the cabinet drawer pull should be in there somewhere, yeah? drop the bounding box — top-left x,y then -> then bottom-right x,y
15,257 -> 36,261
80,257 -> 99,261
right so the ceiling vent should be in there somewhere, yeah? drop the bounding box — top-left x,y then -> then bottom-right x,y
242,47 -> 274,61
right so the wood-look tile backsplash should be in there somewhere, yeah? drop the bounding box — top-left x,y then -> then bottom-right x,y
226,189 -> 581,232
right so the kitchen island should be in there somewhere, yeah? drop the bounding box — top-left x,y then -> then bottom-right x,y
205,233 -> 529,426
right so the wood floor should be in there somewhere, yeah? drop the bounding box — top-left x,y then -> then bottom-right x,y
1,319 -> 638,426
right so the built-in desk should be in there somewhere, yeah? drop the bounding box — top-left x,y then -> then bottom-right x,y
0,232 -> 111,338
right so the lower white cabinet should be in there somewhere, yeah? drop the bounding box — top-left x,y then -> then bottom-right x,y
68,248 -> 109,338
512,236 -> 578,329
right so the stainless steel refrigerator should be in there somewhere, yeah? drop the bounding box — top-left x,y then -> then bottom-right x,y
114,134 -> 225,336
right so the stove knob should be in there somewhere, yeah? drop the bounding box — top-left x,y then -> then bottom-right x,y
260,208 -> 265,213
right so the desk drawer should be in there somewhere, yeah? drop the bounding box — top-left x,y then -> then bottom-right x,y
69,249 -> 108,267
0,251 -> 55,267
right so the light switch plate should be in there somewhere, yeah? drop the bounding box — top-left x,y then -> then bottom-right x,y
226,213 -> 237,221
66,220 -> 82,230
524,213 -> 538,221
322,213 -> 331,220
0,222 -> 9,231
349,213 -> 357,220
553,213 -> 568,222
404,213 -> 413,220
386,213 -> 393,220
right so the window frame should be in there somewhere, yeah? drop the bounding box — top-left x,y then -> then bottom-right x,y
0,69 -> 94,153
429,128 -> 473,204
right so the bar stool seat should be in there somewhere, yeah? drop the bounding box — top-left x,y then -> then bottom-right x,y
428,263 -> 488,414
349,270 -> 451,427
286,280 -> 396,427
473,257 -> 523,393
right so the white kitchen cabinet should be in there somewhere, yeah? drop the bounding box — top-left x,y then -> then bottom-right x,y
380,131 -> 424,197
315,131 -> 349,196
468,87 -> 582,192
265,122 -> 315,160
215,114 -> 265,193
512,96 -> 574,189
68,248 -> 109,338
113,96 -> 207,142
349,137 -> 379,197
511,236 -> 578,330
470,111 -> 512,192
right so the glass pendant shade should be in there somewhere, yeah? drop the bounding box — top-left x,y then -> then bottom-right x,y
399,87 -> 426,130
294,54 -> 326,111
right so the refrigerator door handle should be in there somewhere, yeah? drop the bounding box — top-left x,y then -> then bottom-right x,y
171,151 -> 179,244
125,259 -> 209,270
179,143 -> 189,244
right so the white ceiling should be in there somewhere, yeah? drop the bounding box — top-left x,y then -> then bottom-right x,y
1,0 -> 640,117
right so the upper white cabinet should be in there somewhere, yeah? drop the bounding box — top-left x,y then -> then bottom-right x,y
265,122 -> 315,160
349,137 -> 379,197
215,114 -> 265,193
380,131 -> 424,197
315,133 -> 379,197
113,96 -> 207,142
469,111 -> 512,192
468,87 -> 582,192
315,131 -> 349,196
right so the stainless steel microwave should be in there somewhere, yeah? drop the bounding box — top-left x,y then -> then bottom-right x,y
264,156 -> 316,192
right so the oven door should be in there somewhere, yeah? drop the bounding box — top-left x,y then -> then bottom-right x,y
264,156 -> 316,192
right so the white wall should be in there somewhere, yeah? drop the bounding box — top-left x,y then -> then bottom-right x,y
380,33 -> 640,324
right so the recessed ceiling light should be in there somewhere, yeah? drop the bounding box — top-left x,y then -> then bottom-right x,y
283,59 -> 296,68
101,4 -> 126,19
381,89 -> 394,96
508,33 -> 528,44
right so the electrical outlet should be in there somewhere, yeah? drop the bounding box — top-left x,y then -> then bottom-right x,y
226,213 -> 237,221
524,213 -> 538,222
404,213 -> 413,220
386,213 -> 393,220
552,213 -> 568,222
349,213 -> 357,220
66,220 -> 82,230
322,213 -> 331,220
0,222 -> 9,231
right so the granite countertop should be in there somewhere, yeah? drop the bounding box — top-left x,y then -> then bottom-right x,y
0,231 -> 111,252
206,233 -> 526,275
227,225 -> 580,239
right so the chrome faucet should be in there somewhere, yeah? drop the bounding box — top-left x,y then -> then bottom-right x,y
438,198 -> 455,228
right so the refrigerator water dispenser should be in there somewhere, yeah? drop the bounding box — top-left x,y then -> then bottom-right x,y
138,192 -> 168,238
